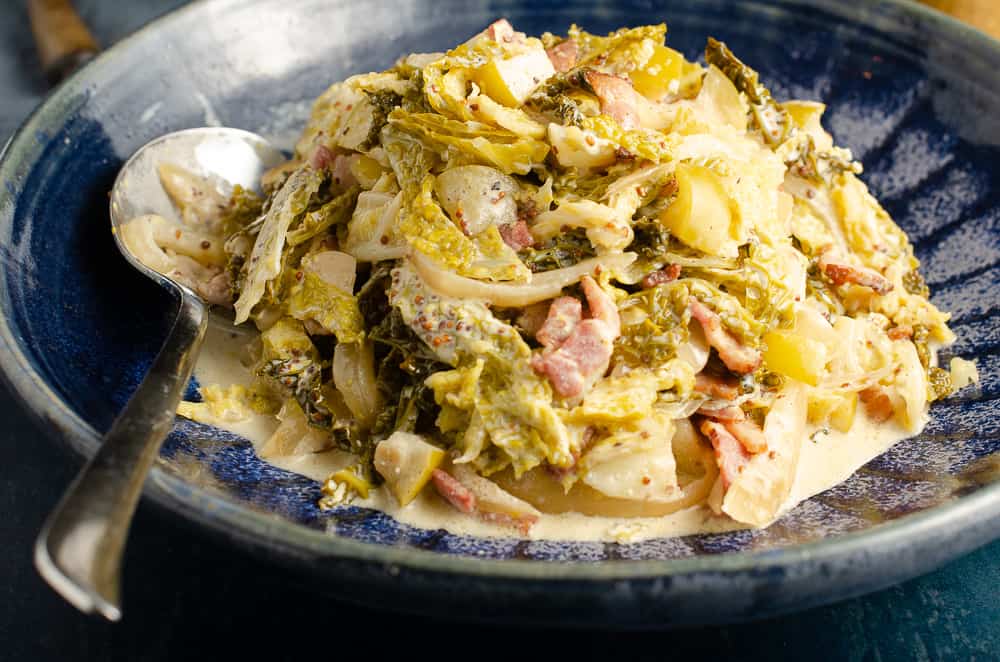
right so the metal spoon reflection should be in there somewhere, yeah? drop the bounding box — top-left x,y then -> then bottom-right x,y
33,128 -> 285,621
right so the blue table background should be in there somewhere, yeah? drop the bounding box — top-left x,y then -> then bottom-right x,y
0,1 -> 997,658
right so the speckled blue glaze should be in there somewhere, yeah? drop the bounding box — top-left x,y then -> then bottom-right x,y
0,0 -> 998,627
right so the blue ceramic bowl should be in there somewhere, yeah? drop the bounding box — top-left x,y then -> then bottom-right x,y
1,0 -> 998,627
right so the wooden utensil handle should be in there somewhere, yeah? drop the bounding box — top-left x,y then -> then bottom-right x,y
27,0 -> 100,83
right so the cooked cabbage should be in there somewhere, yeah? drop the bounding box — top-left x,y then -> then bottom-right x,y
138,19 -> 974,541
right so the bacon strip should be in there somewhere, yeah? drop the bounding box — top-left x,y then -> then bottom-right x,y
531,323 -> 609,396
531,276 -> 621,398
309,144 -> 335,170
432,469 -> 538,534
689,299 -> 762,375
699,406 -> 768,454
531,352 -> 583,398
723,419 -> 768,454
431,469 -> 477,513
700,420 -> 751,489
583,71 -> 641,130
498,218 -> 535,251
546,40 -> 578,72
309,146 -> 359,188
484,19 -> 524,43
695,373 -> 741,400
697,404 -> 745,422
818,249 -> 893,295
641,264 -> 681,289
536,296 -> 582,348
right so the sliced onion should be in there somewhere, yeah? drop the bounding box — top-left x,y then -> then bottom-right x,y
332,341 -> 380,428
675,322 -> 710,373
345,191 -> 406,263
260,399 -> 334,458
449,463 -> 540,519
494,450 -> 716,518
348,242 -> 408,263
157,162 -> 229,232
411,250 -> 636,307
119,215 -> 175,274
655,397 -> 704,420
722,382 -> 806,527
302,251 -> 357,291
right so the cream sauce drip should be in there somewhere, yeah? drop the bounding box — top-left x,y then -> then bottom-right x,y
192,322 -> 914,543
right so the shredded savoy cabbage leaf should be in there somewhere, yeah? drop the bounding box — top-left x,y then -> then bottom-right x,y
136,18 -> 978,534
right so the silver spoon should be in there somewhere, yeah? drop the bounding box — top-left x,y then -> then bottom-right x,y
33,127 -> 285,621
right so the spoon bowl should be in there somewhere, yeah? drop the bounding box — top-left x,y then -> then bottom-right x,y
35,127 -> 284,621
109,127 -> 286,281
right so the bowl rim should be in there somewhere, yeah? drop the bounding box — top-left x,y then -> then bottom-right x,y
0,0 -> 998,586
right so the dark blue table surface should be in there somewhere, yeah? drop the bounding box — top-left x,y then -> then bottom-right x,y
1,2 -> 997,659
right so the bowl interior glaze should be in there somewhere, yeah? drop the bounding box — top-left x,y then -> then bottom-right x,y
1,0 -> 998,626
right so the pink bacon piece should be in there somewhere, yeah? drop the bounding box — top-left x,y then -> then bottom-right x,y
583,71 -> 641,130
536,296 -> 582,348
309,144 -> 335,170
531,276 -> 621,399
431,469 -> 477,514
697,404 -> 746,422
432,469 -> 538,534
309,145 -> 358,188
531,351 -> 585,400
484,18 -> 524,43
689,299 -> 762,375
722,419 -> 768,454
498,218 -> 535,251
700,420 -> 751,489
641,264 -> 681,289
532,320 -> 613,397
695,373 -> 741,400
699,406 -> 768,455
818,248 -> 893,295
546,40 -> 578,72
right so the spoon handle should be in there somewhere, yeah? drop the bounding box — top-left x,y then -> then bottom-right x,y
33,287 -> 208,621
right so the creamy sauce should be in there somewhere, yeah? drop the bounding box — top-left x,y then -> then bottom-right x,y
785,415 -> 914,514
192,321 -> 914,543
